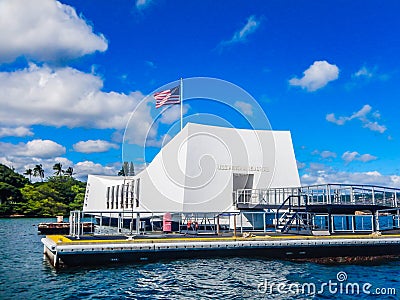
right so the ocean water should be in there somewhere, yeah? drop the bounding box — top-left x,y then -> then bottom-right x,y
0,218 -> 399,299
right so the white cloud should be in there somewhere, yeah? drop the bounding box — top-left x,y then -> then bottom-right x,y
326,104 -> 387,133
145,60 -> 156,68
326,113 -> 346,125
0,140 -> 122,182
158,104 -> 190,125
312,150 -> 337,159
25,139 -> 66,158
349,66 -> 390,87
297,161 -> 306,169
145,133 -> 172,148
0,64 -> 160,147
73,140 -> 119,154
0,151 -> 120,182
74,161 -> 119,180
219,15 -> 262,48
0,156 -> 73,182
0,0 -> 107,63
0,126 -> 33,138
234,101 -> 253,116
342,151 -> 377,163
136,0 -> 152,10
358,153 -> 378,163
0,139 -> 65,159
320,150 -> 337,159
363,121 -> 387,133
341,151 -> 359,163
351,104 -> 371,119
0,139 -> 69,181
301,164 -> 399,188
289,61 -> 339,92
353,66 -> 373,78
0,64 -> 151,134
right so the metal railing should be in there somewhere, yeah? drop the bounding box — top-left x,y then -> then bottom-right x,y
68,210 -> 282,237
331,214 -> 375,233
279,212 -> 330,234
235,187 -> 302,207
235,184 -> 400,208
302,184 -> 400,207
376,208 -> 400,231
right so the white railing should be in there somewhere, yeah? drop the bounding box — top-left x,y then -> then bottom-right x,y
235,187 -> 301,206
302,184 -> 400,207
235,184 -> 400,208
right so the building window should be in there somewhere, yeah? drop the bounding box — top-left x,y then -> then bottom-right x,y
115,185 -> 119,209
130,180 -> 135,209
125,183 -> 129,209
136,178 -> 140,207
120,184 -> 124,208
111,186 -> 115,209
106,186 -> 110,209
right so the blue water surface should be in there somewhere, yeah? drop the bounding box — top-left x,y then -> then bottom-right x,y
0,218 -> 399,299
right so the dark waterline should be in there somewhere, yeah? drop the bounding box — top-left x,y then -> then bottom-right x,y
1,218 -> 399,299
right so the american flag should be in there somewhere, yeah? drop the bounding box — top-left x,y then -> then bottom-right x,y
153,85 -> 181,108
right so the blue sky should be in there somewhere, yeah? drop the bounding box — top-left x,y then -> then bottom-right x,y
1,0 -> 400,186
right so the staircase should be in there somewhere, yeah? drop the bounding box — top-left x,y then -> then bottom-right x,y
277,208 -> 314,234
276,210 -> 295,231
275,195 -> 313,234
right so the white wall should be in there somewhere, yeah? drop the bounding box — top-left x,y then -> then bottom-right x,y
84,123 -> 300,213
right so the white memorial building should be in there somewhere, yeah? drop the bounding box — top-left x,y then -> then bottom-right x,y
83,123 -> 300,215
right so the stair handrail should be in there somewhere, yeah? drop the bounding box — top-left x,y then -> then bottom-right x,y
281,211 -> 299,233
281,211 -> 313,233
275,195 -> 300,230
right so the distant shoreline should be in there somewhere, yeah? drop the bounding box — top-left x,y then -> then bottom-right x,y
0,215 -> 60,218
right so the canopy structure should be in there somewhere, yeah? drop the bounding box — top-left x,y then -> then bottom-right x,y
84,123 -> 300,213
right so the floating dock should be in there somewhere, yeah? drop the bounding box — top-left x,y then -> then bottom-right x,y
38,222 -> 94,235
42,233 -> 400,268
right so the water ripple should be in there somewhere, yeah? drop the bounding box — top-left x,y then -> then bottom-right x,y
1,218 -> 399,299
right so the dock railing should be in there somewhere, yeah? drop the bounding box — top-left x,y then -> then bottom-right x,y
375,208 -> 400,231
68,210 -> 284,238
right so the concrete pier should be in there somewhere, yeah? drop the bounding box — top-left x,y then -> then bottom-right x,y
42,234 -> 400,268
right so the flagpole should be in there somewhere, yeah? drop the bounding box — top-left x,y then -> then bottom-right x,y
180,78 -> 183,131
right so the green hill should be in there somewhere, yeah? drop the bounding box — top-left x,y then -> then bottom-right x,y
0,164 -> 86,217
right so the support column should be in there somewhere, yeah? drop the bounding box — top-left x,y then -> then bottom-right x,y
372,211 -> 379,232
233,214 -> 237,238
136,213 -> 140,234
118,213 -> 122,233
216,215 -> 220,235
240,212 -> 243,234
99,212 -> 102,235
263,212 -> 266,233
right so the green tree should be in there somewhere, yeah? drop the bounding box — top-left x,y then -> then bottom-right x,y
21,184 -> 68,216
118,167 -> 125,176
0,163 -> 87,217
129,162 -> 135,176
23,168 -> 33,182
53,162 -> 63,177
0,182 -> 23,203
0,164 -> 28,215
64,167 -> 74,177
0,164 -> 28,188
69,184 -> 86,211
33,164 -> 45,182
0,182 -> 24,215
